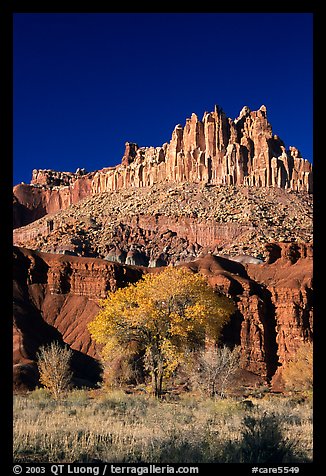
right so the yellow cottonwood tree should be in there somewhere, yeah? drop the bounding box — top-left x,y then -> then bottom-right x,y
88,267 -> 235,397
282,341 -> 313,392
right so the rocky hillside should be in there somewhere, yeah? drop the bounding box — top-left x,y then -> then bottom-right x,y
13,182 -> 313,265
13,104 -> 312,229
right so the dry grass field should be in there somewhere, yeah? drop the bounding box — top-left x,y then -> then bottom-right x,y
13,388 -> 313,464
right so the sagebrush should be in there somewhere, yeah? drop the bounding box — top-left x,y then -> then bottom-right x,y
13,390 -> 312,463
37,342 -> 73,399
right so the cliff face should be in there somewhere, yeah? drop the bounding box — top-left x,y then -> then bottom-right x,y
245,243 -> 313,388
13,105 -> 313,228
92,105 -> 312,193
13,173 -> 94,229
13,244 -> 312,391
13,247 -> 144,390
183,243 -> 313,386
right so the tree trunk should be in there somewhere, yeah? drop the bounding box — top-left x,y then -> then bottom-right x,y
158,370 -> 163,398
149,345 -> 165,398
152,368 -> 164,398
152,370 -> 159,397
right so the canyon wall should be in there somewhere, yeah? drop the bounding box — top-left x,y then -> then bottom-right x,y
13,244 -> 313,391
13,247 -> 143,390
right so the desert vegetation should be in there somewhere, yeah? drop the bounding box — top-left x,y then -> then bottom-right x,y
37,342 -> 73,399
88,267 -> 235,397
14,267 -> 313,464
14,323 -> 313,464
282,341 -> 313,392
13,388 -> 312,463
188,346 -> 241,398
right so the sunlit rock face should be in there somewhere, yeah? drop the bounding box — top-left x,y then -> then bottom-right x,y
13,105 -> 312,229
13,244 -> 312,391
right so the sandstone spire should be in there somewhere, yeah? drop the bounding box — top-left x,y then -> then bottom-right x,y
13,104 -> 313,228
88,104 -> 312,193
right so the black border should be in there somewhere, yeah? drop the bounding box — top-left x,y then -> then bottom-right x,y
3,2 -> 321,474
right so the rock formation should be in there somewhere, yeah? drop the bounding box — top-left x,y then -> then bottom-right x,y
13,105 -> 313,228
13,244 -> 312,391
91,105 -> 312,193
13,172 -> 94,228
13,247 -> 143,390
13,182 -> 313,263
12,103 -> 313,394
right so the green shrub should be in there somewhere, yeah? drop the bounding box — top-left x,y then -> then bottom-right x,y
29,387 -> 52,401
64,389 -> 90,405
239,412 -> 297,463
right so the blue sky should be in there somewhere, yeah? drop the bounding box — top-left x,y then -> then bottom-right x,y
13,13 -> 313,185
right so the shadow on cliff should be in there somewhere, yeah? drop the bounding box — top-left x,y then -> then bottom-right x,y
213,254 -> 280,383
188,254 -> 251,281
213,255 -> 250,278
14,291 -> 103,389
220,255 -> 281,382
258,287 -> 280,381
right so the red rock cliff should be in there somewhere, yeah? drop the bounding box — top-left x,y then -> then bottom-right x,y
13,244 -> 312,391
13,247 -> 144,389
13,105 -> 313,228
92,105 -> 312,194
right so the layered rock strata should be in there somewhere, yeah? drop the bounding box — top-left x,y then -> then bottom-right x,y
92,105 -> 312,193
13,105 -> 313,228
13,244 -> 312,391
13,183 -> 313,263
13,173 -> 94,228
13,247 -> 143,390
